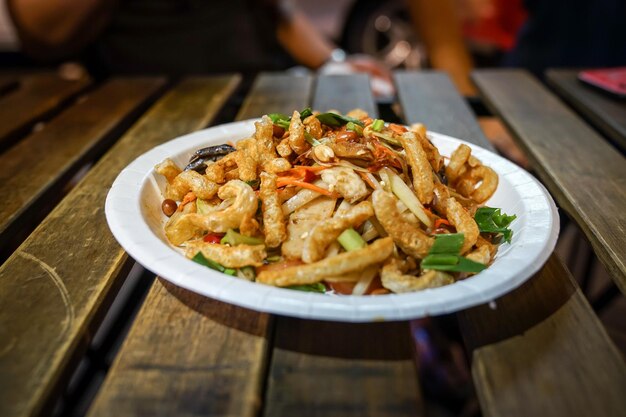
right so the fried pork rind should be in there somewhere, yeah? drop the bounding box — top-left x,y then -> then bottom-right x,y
165,180 -> 257,245
399,131 -> 434,204
258,237 -> 394,287
372,189 -> 433,259
303,113 -> 323,139
168,170 -> 219,200
282,197 -> 336,259
445,197 -> 479,254
410,123 -> 444,173
185,241 -> 266,268
260,172 -> 287,248
276,138 -> 293,157
445,144 -> 471,183
155,158 -> 182,183
465,245 -> 491,266
288,110 -> 310,155
302,201 -> 374,263
255,115 -> 278,165
321,167 -> 369,203
456,165 -> 498,204
265,157 -> 292,173
381,258 -> 454,293
234,138 -> 258,182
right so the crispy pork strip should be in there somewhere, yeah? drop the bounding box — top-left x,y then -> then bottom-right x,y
381,258 -> 453,293
372,189 -> 433,259
399,131 -> 434,204
185,241 -> 266,268
260,172 -> 287,248
288,110 -> 310,154
168,170 -> 219,200
302,201 -> 374,263
258,237 -> 394,287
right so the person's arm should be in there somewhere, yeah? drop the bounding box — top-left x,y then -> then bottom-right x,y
408,0 -> 476,95
7,0 -> 117,59
275,7 -> 334,69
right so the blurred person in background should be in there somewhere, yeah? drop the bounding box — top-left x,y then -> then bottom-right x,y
2,0 -> 393,94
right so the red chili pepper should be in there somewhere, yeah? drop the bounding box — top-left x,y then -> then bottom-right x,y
203,233 -> 224,244
434,218 -> 451,229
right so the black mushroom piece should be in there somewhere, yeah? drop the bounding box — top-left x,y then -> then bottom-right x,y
184,144 -> 236,173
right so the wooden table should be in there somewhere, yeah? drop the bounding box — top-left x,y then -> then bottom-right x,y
0,70 -> 625,417
546,69 -> 626,153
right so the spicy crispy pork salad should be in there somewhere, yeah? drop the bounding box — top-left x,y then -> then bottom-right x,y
154,109 -> 516,295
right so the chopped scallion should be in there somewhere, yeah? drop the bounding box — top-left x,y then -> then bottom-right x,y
337,228 -> 367,251
220,229 -> 264,246
371,119 -> 385,132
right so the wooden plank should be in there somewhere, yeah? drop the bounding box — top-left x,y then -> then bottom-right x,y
459,257 -> 626,417
237,72 -> 313,118
88,279 -> 270,417
0,77 -> 165,261
313,74 -> 378,116
395,71 -> 491,148
0,76 -> 240,417
87,73 -> 312,417
263,74 -> 424,417
395,71 -> 626,417
472,69 -> 626,292
0,73 -> 91,148
546,69 -> 626,152
265,319 -> 422,417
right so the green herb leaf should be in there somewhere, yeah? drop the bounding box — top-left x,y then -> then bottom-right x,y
192,252 -> 237,275
337,228 -> 367,251
286,283 -> 327,293
299,107 -> 313,119
220,229 -> 264,246
268,113 -> 291,129
421,254 -> 487,273
245,179 -> 260,189
474,207 -> 517,243
316,112 -> 364,127
429,233 -> 464,255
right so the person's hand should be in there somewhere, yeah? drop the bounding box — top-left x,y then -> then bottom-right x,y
320,54 -> 395,100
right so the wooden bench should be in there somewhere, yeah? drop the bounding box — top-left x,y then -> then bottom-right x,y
0,70 -> 624,417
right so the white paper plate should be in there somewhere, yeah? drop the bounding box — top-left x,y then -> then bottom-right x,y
105,119 -> 559,322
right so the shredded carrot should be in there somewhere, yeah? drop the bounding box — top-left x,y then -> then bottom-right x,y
276,179 -> 336,196
389,123 -> 408,134
434,218 -> 450,228
178,192 -> 197,211
362,117 -> 373,126
358,171 -> 377,189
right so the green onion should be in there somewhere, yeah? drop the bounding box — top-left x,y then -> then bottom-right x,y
337,228 -> 367,251
266,255 -> 282,262
371,119 -> 385,132
346,121 -> 364,135
192,252 -> 237,276
421,254 -> 486,273
304,131 -> 321,146
286,283 -> 326,293
474,207 -> 517,243
316,112 -> 364,127
419,233 -> 487,273
245,179 -> 260,189
428,233 -> 464,255
220,229 -> 264,246
239,266 -> 256,281
370,131 -> 401,146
